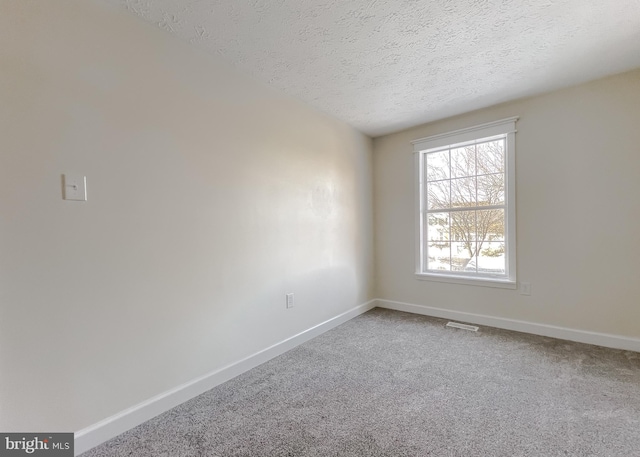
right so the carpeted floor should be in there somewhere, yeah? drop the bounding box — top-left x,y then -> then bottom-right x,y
81,308 -> 640,456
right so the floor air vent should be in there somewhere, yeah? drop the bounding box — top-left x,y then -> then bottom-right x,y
446,321 -> 479,332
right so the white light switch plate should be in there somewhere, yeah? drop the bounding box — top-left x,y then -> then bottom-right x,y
63,175 -> 87,201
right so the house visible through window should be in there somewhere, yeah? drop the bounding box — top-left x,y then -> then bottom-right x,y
412,118 -> 518,288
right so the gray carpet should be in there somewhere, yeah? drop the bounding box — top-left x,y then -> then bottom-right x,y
81,308 -> 640,456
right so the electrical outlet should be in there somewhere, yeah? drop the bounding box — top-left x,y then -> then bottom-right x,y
286,293 -> 294,309
520,282 -> 531,296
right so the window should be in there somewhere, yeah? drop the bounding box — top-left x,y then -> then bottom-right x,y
412,117 -> 517,288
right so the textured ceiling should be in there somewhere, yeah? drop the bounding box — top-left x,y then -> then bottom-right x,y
102,0 -> 640,137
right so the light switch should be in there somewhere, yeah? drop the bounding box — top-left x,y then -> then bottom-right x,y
63,175 -> 87,201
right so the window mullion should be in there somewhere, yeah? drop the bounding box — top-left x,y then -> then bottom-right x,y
426,204 -> 505,213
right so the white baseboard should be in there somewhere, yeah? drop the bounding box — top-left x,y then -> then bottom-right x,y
74,300 -> 376,455
75,298 -> 639,455
375,299 -> 640,353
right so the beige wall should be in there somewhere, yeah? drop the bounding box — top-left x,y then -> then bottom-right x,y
0,0 -> 373,431
374,69 -> 640,339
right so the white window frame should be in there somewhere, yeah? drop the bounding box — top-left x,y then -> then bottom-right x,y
412,117 -> 518,289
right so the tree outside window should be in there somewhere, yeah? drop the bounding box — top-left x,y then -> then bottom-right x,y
425,139 -> 506,274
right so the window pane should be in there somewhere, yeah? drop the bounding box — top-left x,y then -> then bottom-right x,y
426,150 -> 449,181
477,241 -> 506,275
427,181 -> 450,210
427,241 -> 451,271
451,211 -> 477,242
417,123 -> 514,281
451,145 -> 475,178
427,212 -> 450,242
451,177 -> 476,208
451,241 -> 475,272
477,173 -> 504,206
477,140 -> 504,175
476,209 -> 504,242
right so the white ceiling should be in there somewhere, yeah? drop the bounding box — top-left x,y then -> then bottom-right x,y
103,0 -> 640,137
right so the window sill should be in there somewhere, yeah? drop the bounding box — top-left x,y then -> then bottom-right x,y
415,272 -> 517,289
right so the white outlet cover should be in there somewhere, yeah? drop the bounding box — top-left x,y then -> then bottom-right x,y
64,174 -> 87,201
520,282 -> 531,296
